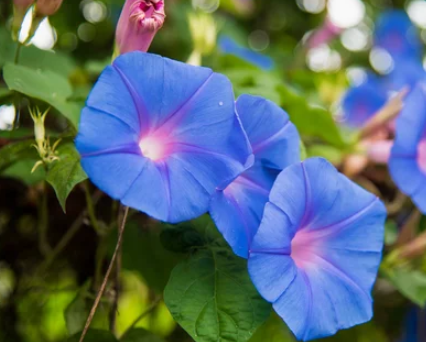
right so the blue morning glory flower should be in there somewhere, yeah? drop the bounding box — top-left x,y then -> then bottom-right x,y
374,10 -> 422,61
210,95 -> 300,258
219,36 -> 275,71
76,52 -> 252,223
389,84 -> 426,213
388,60 -> 426,92
342,77 -> 388,128
248,158 -> 386,341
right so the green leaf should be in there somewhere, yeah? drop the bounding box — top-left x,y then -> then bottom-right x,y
278,84 -> 348,148
387,268 -> 426,306
3,63 -> 81,128
115,222 -> 184,293
0,28 -> 76,77
307,145 -> 344,165
66,329 -> 117,342
384,220 -> 398,246
0,140 -> 37,170
3,159 -> 45,185
164,247 -> 271,342
46,144 -> 87,212
120,328 -> 166,342
64,283 -> 109,335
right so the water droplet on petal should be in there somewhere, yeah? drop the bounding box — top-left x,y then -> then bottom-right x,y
219,101 -> 223,106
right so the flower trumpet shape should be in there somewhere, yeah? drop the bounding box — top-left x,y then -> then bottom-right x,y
390,84 -> 426,213
210,95 -> 300,258
116,0 -> 165,54
248,158 -> 386,341
76,52 -> 252,223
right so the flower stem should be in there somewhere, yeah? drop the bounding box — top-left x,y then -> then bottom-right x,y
38,181 -> 52,257
36,191 -> 102,276
84,181 -> 102,234
79,205 -> 130,342
14,42 -> 22,64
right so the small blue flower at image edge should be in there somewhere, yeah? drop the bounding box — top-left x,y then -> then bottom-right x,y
390,84 -> 426,213
248,158 -> 386,341
75,52 -> 253,223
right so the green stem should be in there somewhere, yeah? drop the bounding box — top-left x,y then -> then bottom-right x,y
38,181 -> 51,257
84,181 -> 102,234
36,191 -> 102,275
79,206 -> 130,342
14,42 -> 22,64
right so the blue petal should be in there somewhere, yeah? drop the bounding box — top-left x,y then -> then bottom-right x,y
210,164 -> 278,258
388,60 -> 426,91
218,36 -> 274,71
391,84 -> 426,156
77,52 -> 252,223
121,158 -> 210,223
374,10 -> 422,60
85,65 -> 141,133
390,84 -> 426,212
112,52 -> 214,133
76,107 -> 139,156
342,82 -> 387,128
236,94 -> 300,169
248,158 -> 386,341
81,153 -> 148,200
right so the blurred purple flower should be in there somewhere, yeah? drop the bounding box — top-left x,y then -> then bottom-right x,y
390,84 -> 426,213
210,95 -> 300,258
76,52 -> 252,223
374,10 -> 422,61
248,158 -> 386,341
342,77 -> 388,129
219,36 -> 274,70
116,0 -> 165,54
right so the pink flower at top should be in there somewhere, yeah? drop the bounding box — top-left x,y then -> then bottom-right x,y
116,0 -> 165,54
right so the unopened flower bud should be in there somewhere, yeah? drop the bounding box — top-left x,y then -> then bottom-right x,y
12,0 -> 34,41
35,0 -> 63,17
116,0 -> 165,54
30,108 -> 48,156
187,12 -> 217,65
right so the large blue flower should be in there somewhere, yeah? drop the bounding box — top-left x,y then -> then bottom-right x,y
210,95 -> 300,258
76,52 -> 253,223
389,84 -> 426,213
248,158 -> 386,341
374,10 -> 422,61
219,36 -> 274,71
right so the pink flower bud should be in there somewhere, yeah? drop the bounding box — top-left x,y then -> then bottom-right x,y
116,0 -> 165,54
35,0 -> 63,17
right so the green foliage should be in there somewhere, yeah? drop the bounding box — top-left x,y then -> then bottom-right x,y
0,29 -> 76,77
120,328 -> 167,342
46,143 -> 87,212
66,330 -> 117,342
164,219 -> 271,342
386,269 -> 426,306
3,63 -> 81,128
249,313 -> 294,342
116,222 -> 184,293
278,84 -> 348,148
0,139 -> 37,170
